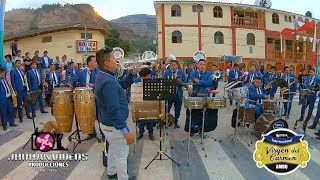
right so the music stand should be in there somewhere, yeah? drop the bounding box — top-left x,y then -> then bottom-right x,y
22,91 -> 42,149
143,78 -> 180,169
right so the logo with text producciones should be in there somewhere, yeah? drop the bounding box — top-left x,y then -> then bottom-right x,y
253,128 -> 310,175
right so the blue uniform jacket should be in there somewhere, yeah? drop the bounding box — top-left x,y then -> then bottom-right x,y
45,71 -> 61,86
187,70 -> 212,94
27,69 -> 42,91
305,76 -> 320,97
40,57 -> 53,69
0,78 -> 9,103
95,69 -> 134,131
228,69 -> 242,83
66,67 -> 79,79
164,69 -> 186,100
246,71 -> 262,84
281,73 -> 297,92
10,68 -> 25,93
248,84 -> 266,105
71,68 -> 99,87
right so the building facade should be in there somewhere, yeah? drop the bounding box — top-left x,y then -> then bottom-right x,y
154,1 -> 320,75
3,26 -> 106,64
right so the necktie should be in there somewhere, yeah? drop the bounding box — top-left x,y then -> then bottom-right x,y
287,76 -> 289,84
257,88 -> 262,104
200,73 -> 203,79
310,77 -> 314,86
89,70 -> 94,83
34,69 -> 39,85
18,69 -> 24,86
2,79 -> 9,95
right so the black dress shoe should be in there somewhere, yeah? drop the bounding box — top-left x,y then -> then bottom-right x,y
10,124 -> 18,127
84,133 -> 96,140
174,123 -> 180,129
19,119 -> 23,123
314,132 -> 320,136
32,114 -> 36,118
297,119 -> 303,122
108,174 -> 117,179
308,125 -> 316,129
27,116 -> 33,119
149,134 -> 155,141
41,111 -> 48,113
138,134 -> 143,140
3,126 -> 7,131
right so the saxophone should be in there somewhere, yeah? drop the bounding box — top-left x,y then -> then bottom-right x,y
7,80 -> 18,107
24,75 -> 30,92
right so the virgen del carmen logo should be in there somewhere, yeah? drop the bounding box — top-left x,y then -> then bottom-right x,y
253,128 -> 311,175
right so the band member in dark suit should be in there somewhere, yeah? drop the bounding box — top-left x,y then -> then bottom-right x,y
297,69 -> 308,105
70,56 -> 99,88
66,62 -> 79,84
10,60 -> 32,121
282,66 -> 297,119
0,67 -> 17,131
265,66 -> 278,99
27,62 -> 48,116
248,77 -> 269,118
245,64 -> 262,85
46,63 -> 61,115
185,59 -> 213,135
228,64 -> 243,105
298,68 -> 319,122
211,64 -> 220,91
164,60 -> 186,128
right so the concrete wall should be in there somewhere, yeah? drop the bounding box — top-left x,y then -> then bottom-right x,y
235,28 -> 265,59
4,29 -> 105,64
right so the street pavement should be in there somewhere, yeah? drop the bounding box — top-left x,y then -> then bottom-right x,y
0,82 -> 320,180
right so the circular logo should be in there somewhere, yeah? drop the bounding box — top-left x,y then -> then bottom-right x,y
35,133 -> 55,152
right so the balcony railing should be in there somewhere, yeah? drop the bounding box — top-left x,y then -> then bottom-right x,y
268,51 -> 312,62
233,17 -> 260,28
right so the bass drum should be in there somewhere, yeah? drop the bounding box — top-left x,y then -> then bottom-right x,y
255,114 -> 289,138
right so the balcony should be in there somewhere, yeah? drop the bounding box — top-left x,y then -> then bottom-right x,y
233,17 -> 258,27
267,51 -> 312,62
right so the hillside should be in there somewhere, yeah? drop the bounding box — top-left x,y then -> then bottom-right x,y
4,3 -> 139,41
111,14 -> 157,39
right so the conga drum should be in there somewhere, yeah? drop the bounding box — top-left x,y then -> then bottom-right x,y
73,87 -> 96,134
52,87 -> 74,132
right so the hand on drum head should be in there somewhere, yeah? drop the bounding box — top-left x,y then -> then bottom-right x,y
193,77 -> 199,84
264,95 -> 270,99
65,84 -> 74,89
124,132 -> 135,145
86,83 -> 94,88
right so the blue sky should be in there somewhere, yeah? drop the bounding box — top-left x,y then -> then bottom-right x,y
5,0 -> 320,20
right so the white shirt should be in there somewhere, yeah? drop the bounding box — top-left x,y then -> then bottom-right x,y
16,68 -> 24,86
256,87 -> 262,104
33,69 -> 41,85
51,71 -> 58,87
2,79 -> 12,98
235,71 -> 239,79
44,57 -> 49,68
310,76 -> 315,86
86,69 -> 91,84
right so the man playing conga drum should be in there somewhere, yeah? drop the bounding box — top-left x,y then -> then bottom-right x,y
248,77 -> 269,119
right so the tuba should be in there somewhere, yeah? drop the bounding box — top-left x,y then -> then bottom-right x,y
193,50 -> 206,63
113,47 -> 125,79
142,50 -> 157,62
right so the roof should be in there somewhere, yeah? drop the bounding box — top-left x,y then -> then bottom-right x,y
154,0 -> 319,22
4,24 -> 107,41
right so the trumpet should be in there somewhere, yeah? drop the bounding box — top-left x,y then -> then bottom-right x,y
264,80 -> 274,91
212,70 -> 220,81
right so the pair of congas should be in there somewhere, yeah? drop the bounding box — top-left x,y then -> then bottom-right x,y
52,87 -> 96,134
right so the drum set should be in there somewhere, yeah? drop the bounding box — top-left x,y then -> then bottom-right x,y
52,86 -> 99,152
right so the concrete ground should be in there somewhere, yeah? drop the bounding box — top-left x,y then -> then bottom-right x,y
0,82 -> 320,180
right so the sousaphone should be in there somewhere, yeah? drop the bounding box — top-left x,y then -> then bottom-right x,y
142,50 -> 157,62
113,47 -> 125,79
193,50 -> 206,63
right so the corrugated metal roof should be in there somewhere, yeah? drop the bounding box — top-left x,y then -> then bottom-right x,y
153,0 -> 319,22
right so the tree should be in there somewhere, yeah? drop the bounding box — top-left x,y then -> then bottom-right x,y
105,29 -> 132,54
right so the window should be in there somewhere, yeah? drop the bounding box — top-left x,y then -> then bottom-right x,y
192,5 -> 204,12
172,30 -> 182,43
213,6 -> 223,18
284,15 -> 288,22
42,36 -> 52,43
214,31 -> 224,44
289,16 -> 292,22
286,40 -> 293,51
171,5 -> 181,17
81,33 -> 92,39
272,13 -> 279,24
192,5 -> 196,12
247,33 -> 255,45
267,38 -> 273,44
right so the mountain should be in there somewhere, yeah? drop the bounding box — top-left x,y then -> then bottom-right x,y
111,14 -> 157,40
4,3 -> 139,40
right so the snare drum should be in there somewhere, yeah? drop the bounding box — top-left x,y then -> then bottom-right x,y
73,87 -> 96,134
262,100 -> 277,113
52,87 -> 74,132
206,97 -> 226,109
184,97 -> 205,109
238,105 -> 256,124
232,87 -> 248,100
